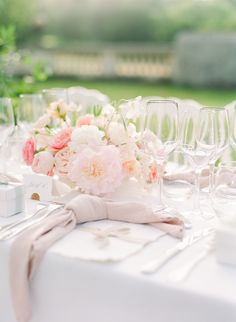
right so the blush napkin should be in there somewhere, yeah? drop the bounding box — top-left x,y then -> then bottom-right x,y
10,194 -> 184,322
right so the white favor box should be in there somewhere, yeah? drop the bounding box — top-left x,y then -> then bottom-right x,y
0,184 -> 25,217
215,222 -> 236,267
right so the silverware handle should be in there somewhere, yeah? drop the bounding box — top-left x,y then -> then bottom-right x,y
0,205 -> 62,240
0,207 -> 46,234
0,214 -> 48,240
141,246 -> 180,274
169,248 -> 209,282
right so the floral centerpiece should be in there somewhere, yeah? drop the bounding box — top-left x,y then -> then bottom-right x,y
22,97 -> 159,196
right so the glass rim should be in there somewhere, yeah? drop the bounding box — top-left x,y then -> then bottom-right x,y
42,88 -> 67,93
19,93 -> 43,98
200,106 -> 224,112
146,99 -> 178,109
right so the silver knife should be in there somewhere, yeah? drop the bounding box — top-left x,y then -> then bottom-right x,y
141,227 -> 214,274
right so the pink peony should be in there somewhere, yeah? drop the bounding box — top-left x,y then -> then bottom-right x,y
55,147 -> 74,177
76,114 -> 94,127
32,151 -> 54,176
22,138 -> 35,166
68,145 -> 123,195
50,128 -> 72,151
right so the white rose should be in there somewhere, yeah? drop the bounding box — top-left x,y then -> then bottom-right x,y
70,125 -> 104,151
108,122 -> 128,145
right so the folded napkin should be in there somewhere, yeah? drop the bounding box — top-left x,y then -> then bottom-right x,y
10,194 -> 184,322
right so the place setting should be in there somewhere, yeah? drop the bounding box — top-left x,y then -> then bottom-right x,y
1,90 -> 236,322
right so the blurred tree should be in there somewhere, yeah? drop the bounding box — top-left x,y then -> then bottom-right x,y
0,25 -> 16,96
0,24 -> 48,97
0,0 -> 36,44
2,0 -> 236,45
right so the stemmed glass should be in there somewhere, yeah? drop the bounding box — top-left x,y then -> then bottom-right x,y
226,101 -> 236,152
42,88 -> 69,105
0,98 -> 14,148
17,94 -> 46,133
142,100 -> 178,209
0,98 -> 14,175
212,161 -> 236,224
180,108 -> 216,216
200,107 -> 229,195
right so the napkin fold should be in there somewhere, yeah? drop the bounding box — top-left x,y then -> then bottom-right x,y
10,194 -> 184,322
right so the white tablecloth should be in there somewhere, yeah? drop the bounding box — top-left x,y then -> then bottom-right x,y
1,196 -> 236,322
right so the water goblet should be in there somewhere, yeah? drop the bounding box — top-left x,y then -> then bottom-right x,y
198,107 -> 229,195
180,108 -> 216,217
17,94 -> 46,133
212,161 -> 236,221
0,98 -> 15,175
142,99 -> 178,209
42,88 -> 69,105
0,98 -> 14,148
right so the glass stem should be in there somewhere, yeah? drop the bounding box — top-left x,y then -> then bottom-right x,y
209,161 -> 215,196
157,161 -> 164,205
193,167 -> 202,214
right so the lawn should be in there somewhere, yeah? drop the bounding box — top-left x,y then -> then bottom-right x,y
14,78 -> 236,106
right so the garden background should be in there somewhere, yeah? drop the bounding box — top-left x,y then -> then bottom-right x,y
1,0 -> 236,105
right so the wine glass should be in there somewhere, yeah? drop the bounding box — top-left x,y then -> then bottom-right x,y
42,88 -> 69,105
180,107 -> 216,216
199,107 -> 229,195
164,100 -> 202,203
17,94 -> 46,133
226,101 -> 236,153
0,98 -> 14,176
142,99 -> 178,209
0,98 -> 14,148
212,161 -> 236,222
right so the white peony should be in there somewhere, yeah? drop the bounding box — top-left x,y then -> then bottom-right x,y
70,125 -> 105,151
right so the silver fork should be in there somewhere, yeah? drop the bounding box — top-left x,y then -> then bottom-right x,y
0,204 -> 63,241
